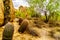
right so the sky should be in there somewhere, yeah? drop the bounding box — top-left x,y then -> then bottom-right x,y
12,0 -> 30,9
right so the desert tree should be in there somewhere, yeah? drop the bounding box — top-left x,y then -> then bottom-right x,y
26,0 -> 60,23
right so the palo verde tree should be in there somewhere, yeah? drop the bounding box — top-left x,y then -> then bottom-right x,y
27,0 -> 60,23
46,0 -> 60,21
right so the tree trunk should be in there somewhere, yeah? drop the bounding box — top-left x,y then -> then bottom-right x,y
44,11 -> 48,23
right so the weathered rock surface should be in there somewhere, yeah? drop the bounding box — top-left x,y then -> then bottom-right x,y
0,0 -> 4,27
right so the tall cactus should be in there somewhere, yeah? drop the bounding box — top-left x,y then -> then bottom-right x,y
3,0 -> 10,24
3,0 -> 15,24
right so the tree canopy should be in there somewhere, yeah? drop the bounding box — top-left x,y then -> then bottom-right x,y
26,0 -> 60,22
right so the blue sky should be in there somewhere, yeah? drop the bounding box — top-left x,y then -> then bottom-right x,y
12,0 -> 29,9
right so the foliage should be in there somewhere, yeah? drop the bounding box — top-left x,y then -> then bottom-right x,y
26,6 -> 39,17
15,6 -> 39,18
27,0 -> 60,22
15,10 -> 26,18
15,0 -> 60,22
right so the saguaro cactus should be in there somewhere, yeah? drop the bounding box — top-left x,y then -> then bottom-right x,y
3,0 -> 15,24
2,23 -> 14,40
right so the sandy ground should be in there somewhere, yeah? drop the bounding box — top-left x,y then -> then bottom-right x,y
0,21 -> 60,40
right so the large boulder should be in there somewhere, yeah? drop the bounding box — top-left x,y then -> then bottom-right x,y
10,0 -> 15,21
0,0 -> 4,26
0,0 -> 15,26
